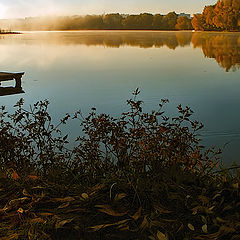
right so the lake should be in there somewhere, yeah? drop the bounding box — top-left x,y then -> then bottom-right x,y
0,30 -> 240,164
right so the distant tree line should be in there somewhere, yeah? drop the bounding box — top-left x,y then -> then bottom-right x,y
0,13 -> 193,31
2,0 -> 240,32
192,0 -> 240,31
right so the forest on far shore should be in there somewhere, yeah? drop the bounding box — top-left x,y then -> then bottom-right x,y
1,0 -> 240,31
192,0 -> 240,31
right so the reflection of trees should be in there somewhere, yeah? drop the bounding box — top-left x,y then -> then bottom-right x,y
192,32 -> 240,72
2,31 -> 240,72
26,32 -> 193,50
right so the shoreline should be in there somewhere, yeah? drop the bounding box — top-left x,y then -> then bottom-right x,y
0,30 -> 21,34
10,29 -> 240,34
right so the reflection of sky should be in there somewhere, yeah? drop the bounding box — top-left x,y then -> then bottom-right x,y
0,31 -> 240,164
0,0 -> 216,18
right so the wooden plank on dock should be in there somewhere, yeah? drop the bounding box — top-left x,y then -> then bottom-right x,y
0,87 -> 24,96
0,72 -> 24,81
0,72 -> 25,96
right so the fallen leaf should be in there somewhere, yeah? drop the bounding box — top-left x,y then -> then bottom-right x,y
28,175 -> 38,180
90,219 -> 130,232
52,197 -> 75,202
0,233 -> 19,240
219,225 -> 235,235
233,183 -> 239,189
212,193 -> 221,200
188,223 -> 195,231
157,231 -> 168,240
39,212 -> 54,217
202,224 -> 208,233
154,203 -> 172,214
216,217 -> 227,223
198,195 -> 209,205
95,204 -> 127,217
55,218 -> 74,229
17,208 -> 24,214
81,193 -> 89,200
23,189 -> 31,197
7,197 -> 30,209
12,170 -> 20,180
139,215 -> 148,230
114,193 -> 127,201
58,202 -> 70,209
30,218 -> 45,224
132,207 -> 142,221
89,184 -> 104,196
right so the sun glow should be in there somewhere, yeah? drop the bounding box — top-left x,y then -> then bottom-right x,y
0,3 -> 7,19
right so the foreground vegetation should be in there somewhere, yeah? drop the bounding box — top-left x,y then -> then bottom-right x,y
0,90 -> 239,240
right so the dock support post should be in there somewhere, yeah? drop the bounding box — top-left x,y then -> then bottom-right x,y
14,76 -> 22,89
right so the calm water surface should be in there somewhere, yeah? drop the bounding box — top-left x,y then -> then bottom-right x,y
0,31 -> 240,164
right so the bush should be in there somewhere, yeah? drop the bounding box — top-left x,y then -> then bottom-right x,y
2,90 -> 239,240
0,89 -> 220,184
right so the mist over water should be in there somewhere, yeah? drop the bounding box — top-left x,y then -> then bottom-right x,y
0,31 -> 239,164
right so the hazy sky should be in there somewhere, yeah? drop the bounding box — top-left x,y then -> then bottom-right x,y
0,0 -> 216,19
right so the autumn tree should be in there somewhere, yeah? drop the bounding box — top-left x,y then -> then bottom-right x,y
162,12 -> 178,29
192,0 -> 240,31
152,14 -> 164,29
192,14 -> 205,31
103,14 -> 123,29
175,16 -> 193,30
139,13 -> 154,29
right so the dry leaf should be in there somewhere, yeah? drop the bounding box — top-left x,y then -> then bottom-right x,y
154,203 -> 172,214
23,189 -> 31,197
52,197 -> 75,202
17,208 -> 24,214
139,215 -> 148,230
192,206 -> 199,215
132,207 -> 142,221
188,223 -> 195,231
89,184 -> 104,196
30,218 -> 45,224
39,212 -> 54,217
28,175 -> 38,180
90,219 -> 130,232
233,183 -> 239,189
8,197 -> 30,209
95,204 -> 127,217
212,193 -> 221,200
202,224 -> 208,233
12,170 -> 20,180
157,231 -> 168,240
118,225 -> 130,231
198,195 -> 209,205
216,217 -> 227,223
55,218 -> 74,229
81,193 -> 89,199
0,233 -> 19,240
58,202 -> 70,209
114,193 -> 127,201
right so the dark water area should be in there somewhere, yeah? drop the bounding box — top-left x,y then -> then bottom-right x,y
0,30 -> 240,164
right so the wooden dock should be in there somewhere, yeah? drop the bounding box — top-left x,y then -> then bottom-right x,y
0,72 -> 25,96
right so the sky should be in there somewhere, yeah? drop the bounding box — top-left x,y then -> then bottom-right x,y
0,0 -> 217,19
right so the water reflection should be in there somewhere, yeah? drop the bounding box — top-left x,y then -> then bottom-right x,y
192,32 -> 240,72
2,31 -> 239,72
